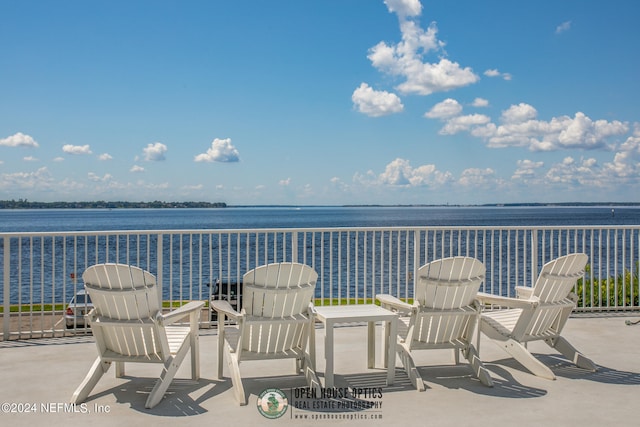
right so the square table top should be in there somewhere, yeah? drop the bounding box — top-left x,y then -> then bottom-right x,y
314,304 -> 398,323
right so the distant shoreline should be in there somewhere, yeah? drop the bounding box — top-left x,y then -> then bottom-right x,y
0,201 -> 227,209
1,200 -> 639,209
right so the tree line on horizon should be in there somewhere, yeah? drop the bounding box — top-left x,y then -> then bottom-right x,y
0,199 -> 227,209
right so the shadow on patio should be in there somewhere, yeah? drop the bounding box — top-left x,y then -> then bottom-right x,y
1,315 -> 639,426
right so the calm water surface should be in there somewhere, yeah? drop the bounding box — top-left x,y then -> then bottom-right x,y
1,206 -> 639,233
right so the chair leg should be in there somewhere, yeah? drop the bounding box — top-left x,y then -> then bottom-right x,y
226,347 -> 246,405
70,357 -> 111,404
145,340 -> 190,409
190,331 -> 200,380
398,346 -> 425,392
463,346 -> 493,387
216,316 -> 226,380
302,354 -> 322,396
115,361 -> 125,377
546,336 -> 597,372
146,341 -> 190,408
500,338 -> 556,380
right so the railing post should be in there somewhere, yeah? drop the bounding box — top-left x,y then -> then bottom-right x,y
157,234 -> 163,308
531,229 -> 539,285
3,236 -> 10,340
413,230 -> 420,296
292,231 -> 298,263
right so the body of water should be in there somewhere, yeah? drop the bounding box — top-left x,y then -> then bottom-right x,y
1,205 -> 638,233
2,206 -> 639,306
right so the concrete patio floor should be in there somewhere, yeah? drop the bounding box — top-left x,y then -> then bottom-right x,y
1,314 -> 639,427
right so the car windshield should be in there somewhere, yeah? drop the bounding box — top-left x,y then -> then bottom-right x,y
74,294 -> 92,304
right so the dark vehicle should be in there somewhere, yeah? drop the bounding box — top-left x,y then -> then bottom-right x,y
208,279 -> 242,322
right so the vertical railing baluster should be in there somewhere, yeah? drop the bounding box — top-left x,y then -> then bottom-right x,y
2,237 -> 9,340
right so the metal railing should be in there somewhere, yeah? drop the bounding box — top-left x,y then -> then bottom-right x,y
2,225 -> 639,340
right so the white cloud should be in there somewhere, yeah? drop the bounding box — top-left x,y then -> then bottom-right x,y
279,178 -> 291,186
383,0 -> 422,18
88,172 -> 113,182
62,144 -> 92,155
23,156 -> 38,162
98,153 -> 113,161
130,165 -> 145,173
501,103 -> 538,123
556,20 -> 572,34
0,167 -> 52,191
143,142 -> 167,161
134,180 -> 169,190
53,156 -> 64,162
512,159 -> 544,180
424,98 -> 462,119
484,69 -> 512,81
194,138 -> 240,163
0,132 -> 39,148
428,101 -> 629,152
181,184 -> 203,190
358,158 -> 453,187
352,83 -> 404,117
397,58 -> 479,95
545,156 -> 603,187
603,135 -> 640,178
458,168 -> 500,187
366,8 -> 478,96
440,114 -> 491,135
472,98 -> 489,107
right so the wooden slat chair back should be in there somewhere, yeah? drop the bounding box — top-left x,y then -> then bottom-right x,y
243,262 -> 317,317
71,263 -> 203,408
515,253 -> 588,342
240,263 -> 317,356
416,256 -> 485,309
377,256 -> 493,390
478,253 -> 596,379
411,257 -> 486,348
533,253 -> 588,303
211,262 -> 321,404
83,264 -> 163,358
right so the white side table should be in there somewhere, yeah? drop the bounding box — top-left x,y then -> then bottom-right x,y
314,304 -> 398,388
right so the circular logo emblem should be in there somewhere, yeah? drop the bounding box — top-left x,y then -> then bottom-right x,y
257,388 -> 288,419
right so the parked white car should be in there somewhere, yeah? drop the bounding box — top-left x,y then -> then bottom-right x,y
65,289 -> 93,328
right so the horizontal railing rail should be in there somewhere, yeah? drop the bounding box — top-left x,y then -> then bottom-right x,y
2,225 -> 639,340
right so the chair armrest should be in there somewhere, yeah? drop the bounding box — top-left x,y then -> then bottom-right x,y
568,292 -> 578,303
210,300 -> 241,320
515,286 -> 533,299
476,292 -> 539,309
86,308 -> 97,319
376,294 -> 413,315
307,302 -> 317,316
161,301 -> 205,325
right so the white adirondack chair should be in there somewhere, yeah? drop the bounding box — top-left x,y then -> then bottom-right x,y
377,256 -> 493,391
211,262 -> 321,405
477,253 -> 597,380
70,263 -> 204,409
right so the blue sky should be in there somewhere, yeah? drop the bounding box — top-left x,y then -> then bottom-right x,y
1,0 -> 639,205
